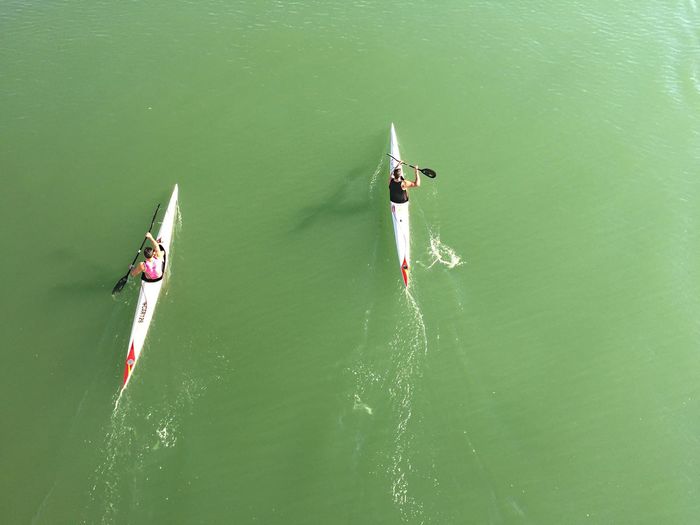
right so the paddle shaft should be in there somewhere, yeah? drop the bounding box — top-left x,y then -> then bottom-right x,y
118,204 -> 160,278
387,153 -> 418,170
132,203 -> 160,264
386,153 -> 436,177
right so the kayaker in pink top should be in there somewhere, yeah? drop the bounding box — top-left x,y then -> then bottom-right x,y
130,232 -> 163,280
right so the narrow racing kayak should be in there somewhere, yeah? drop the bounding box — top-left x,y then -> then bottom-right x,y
389,124 -> 410,287
120,184 -> 179,395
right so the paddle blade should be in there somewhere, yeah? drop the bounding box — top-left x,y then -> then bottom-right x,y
112,275 -> 128,295
420,168 -> 437,178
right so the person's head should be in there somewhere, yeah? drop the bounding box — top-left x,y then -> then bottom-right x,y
144,247 -> 154,260
392,166 -> 403,180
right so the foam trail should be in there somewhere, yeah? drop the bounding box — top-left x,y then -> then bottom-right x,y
87,374 -> 206,524
87,399 -> 132,524
348,286 -> 431,522
113,389 -> 124,412
386,289 -> 429,521
368,155 -> 385,195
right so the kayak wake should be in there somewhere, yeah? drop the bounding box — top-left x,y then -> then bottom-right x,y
87,374 -> 205,523
348,287 -> 431,522
387,289 -> 429,521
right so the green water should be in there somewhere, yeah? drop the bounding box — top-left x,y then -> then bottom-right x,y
3,1 -> 700,523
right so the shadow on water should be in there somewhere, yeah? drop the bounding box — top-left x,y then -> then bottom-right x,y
43,245 -> 127,300
43,237 -> 174,304
291,165 -> 374,234
291,125 -> 389,234
47,273 -> 117,300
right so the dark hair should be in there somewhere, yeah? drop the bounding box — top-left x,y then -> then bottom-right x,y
392,167 -> 402,179
144,247 -> 154,258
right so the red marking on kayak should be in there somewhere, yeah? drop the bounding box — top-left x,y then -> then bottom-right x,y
123,341 -> 135,384
401,258 -> 409,287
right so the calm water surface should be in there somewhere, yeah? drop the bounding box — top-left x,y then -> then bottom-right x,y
2,1 -> 700,523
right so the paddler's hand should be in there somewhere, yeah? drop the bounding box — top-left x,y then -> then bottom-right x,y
145,232 -> 154,240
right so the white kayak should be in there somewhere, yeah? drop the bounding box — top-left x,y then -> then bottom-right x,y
389,123 -> 410,287
120,184 -> 179,393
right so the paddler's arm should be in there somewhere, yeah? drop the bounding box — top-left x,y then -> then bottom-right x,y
145,232 -> 162,258
130,262 -> 144,277
412,165 -> 421,187
403,165 -> 421,189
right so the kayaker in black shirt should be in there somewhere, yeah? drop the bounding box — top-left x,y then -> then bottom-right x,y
389,163 -> 421,204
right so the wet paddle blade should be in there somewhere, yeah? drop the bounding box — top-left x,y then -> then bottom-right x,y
420,168 -> 437,178
112,274 -> 128,295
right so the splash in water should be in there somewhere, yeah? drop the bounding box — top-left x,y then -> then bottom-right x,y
427,230 -> 464,269
353,394 -> 373,415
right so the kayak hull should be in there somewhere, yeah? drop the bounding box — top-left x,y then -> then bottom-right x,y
389,124 -> 410,287
391,201 -> 410,286
121,184 -> 179,392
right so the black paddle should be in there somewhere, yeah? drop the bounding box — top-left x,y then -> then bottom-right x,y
387,153 -> 437,178
111,204 -> 161,295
